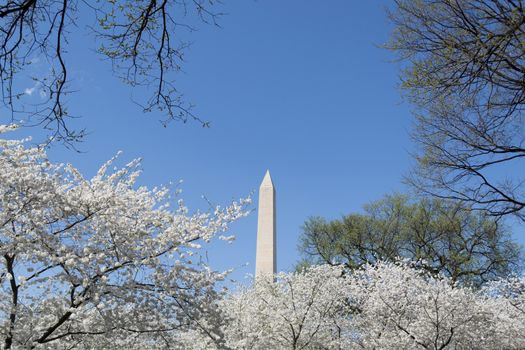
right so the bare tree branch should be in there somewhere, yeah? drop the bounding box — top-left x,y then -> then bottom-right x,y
388,0 -> 525,220
0,0 -> 222,144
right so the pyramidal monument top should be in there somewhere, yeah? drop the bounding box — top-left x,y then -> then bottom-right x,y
255,170 -> 276,280
260,169 -> 274,188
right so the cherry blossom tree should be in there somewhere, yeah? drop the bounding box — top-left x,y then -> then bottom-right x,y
0,125 -> 250,349
174,265 -> 352,350
482,275 -> 525,329
347,261 -> 525,349
219,265 -> 352,350
4,124 -> 523,349
183,262 -> 525,349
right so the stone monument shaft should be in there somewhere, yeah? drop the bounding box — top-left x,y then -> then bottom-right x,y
255,170 -> 276,279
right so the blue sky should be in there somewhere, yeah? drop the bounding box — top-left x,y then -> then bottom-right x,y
7,0 -> 525,282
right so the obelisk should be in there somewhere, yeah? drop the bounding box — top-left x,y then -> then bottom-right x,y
255,170 -> 276,280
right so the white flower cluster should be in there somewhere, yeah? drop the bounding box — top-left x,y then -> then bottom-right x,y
180,262 -> 525,349
2,130 -> 523,349
0,131 -> 250,348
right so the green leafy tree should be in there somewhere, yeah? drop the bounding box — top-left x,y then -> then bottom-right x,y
299,194 -> 523,286
387,0 -> 525,220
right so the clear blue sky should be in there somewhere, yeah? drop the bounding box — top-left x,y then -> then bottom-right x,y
8,0 -> 525,282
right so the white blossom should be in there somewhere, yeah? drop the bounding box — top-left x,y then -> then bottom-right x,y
0,134 -> 249,349
180,262 -> 525,349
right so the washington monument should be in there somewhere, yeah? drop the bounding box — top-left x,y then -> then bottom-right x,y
255,170 -> 276,279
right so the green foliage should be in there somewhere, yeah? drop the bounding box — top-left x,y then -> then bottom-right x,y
299,194 -> 523,286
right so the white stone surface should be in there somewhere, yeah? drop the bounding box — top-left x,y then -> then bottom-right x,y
255,170 -> 276,280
